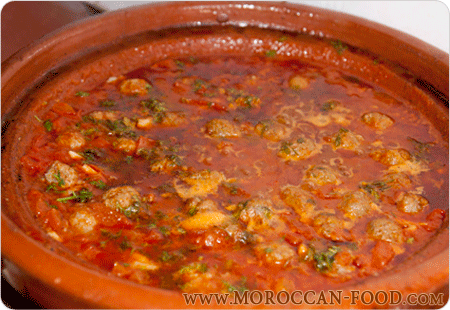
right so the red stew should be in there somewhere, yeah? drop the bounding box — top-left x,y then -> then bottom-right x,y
19,54 -> 448,293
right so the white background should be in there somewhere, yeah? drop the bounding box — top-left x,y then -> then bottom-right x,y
92,0 -> 450,54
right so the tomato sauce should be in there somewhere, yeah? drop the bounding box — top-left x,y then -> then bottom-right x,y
18,54 -> 448,293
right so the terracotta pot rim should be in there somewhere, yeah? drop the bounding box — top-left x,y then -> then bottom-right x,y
2,2 -> 448,308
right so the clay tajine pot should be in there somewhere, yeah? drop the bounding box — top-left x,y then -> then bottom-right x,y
2,2 -> 448,308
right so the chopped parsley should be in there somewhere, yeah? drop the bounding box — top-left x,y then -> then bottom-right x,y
90,180 -> 107,189
313,246 -> 341,272
160,251 -> 173,262
53,170 -> 65,187
178,262 -> 208,274
100,100 -> 116,107
188,206 -> 198,216
334,128 -> 349,147
141,99 -> 167,113
320,100 -> 340,112
56,188 -> 93,203
265,50 -> 277,57
118,201 -> 140,219
330,40 -> 348,55
43,120 -> 53,132
75,91 -> 90,97
82,149 -> 103,163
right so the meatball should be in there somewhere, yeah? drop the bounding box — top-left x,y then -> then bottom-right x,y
254,119 -> 291,142
313,213 -> 352,242
103,186 -> 141,210
119,78 -> 150,96
338,190 -> 372,219
280,186 -> 315,220
185,198 -> 219,215
370,149 -> 411,166
174,169 -> 225,199
89,110 -> 119,121
304,165 -> 340,186
205,119 -> 241,138
159,112 -> 186,126
382,172 -> 412,189
224,224 -> 251,244
113,138 -> 137,154
56,132 -> 86,149
288,75 -> 310,90
150,155 -> 181,173
238,198 -> 276,231
277,138 -> 318,161
173,263 -> 220,293
69,209 -> 97,234
361,112 -> 394,130
44,161 -> 79,188
323,250 -> 356,279
396,192 -> 428,214
367,218 -> 403,243
254,241 -> 296,266
330,128 -> 364,151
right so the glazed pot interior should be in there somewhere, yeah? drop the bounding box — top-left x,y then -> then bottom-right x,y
2,2 -> 448,308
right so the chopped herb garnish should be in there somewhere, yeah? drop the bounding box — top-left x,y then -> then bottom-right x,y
158,226 -> 171,236
320,100 -> 340,112
192,79 -> 207,92
330,40 -> 348,55
43,120 -> 53,132
100,100 -> 116,107
45,201 -> 59,210
120,202 -> 140,219
160,251 -> 173,262
360,183 -> 381,200
178,262 -> 208,274
141,99 -> 167,113
314,246 -> 341,272
176,227 -> 186,235
53,170 -> 65,187
265,50 -> 277,57
75,91 -> 90,97
174,60 -> 185,68
90,180 -> 106,189
280,141 -> 299,156
82,149 -> 102,163
278,36 -> 288,42
407,137 -> 434,155
198,263 -> 208,273
125,156 -> 133,164
334,128 -> 349,147
156,183 -> 176,194
119,237 -> 132,250
406,237 -> 415,244
188,206 -> 198,216
56,188 -> 93,203
222,279 -> 248,294
82,127 -> 98,136
235,95 -> 261,109
223,182 -> 240,195
105,119 -> 136,138
155,210 -> 167,220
